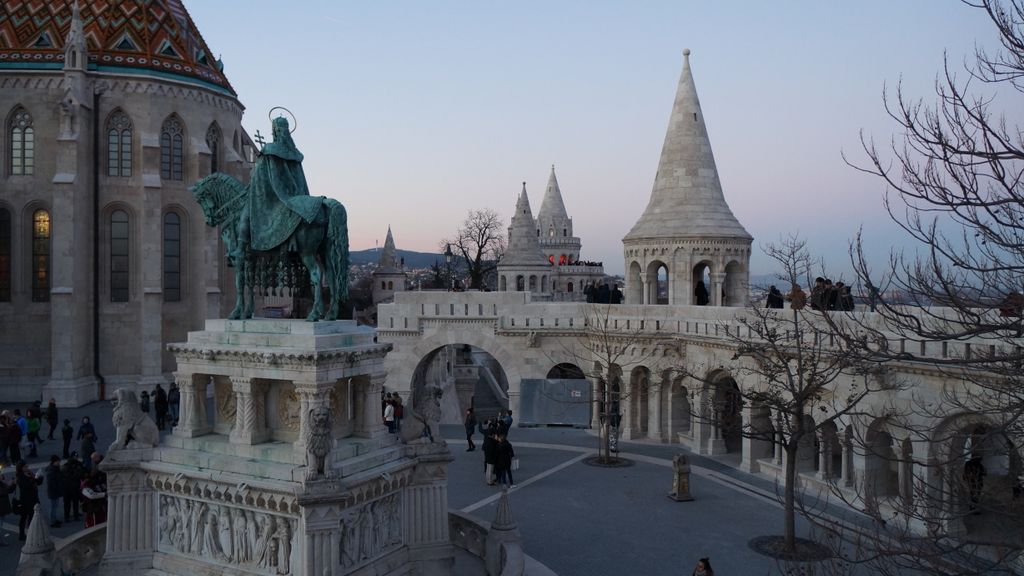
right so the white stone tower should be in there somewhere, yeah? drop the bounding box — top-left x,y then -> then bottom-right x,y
372,226 -> 407,304
497,183 -> 553,293
622,49 -> 752,306
536,165 -> 579,266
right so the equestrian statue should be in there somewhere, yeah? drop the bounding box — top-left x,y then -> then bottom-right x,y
190,113 -> 349,321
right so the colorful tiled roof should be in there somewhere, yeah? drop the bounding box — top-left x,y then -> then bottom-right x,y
0,0 -> 234,95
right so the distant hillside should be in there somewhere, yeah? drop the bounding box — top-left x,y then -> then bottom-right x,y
350,248 -> 443,269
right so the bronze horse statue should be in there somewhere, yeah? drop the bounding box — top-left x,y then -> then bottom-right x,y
190,173 -> 349,321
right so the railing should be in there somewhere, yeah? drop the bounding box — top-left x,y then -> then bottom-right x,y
55,524 -> 107,574
448,511 -> 525,576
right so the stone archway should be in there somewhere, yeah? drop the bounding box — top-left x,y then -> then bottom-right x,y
692,261 -> 712,306
409,344 -> 511,425
627,261 -> 643,304
724,259 -> 745,307
705,373 -> 742,455
645,261 -> 669,305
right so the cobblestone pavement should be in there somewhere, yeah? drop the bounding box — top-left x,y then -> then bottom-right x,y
0,401 -> 851,575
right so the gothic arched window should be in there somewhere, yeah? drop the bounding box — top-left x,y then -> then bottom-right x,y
160,116 -> 184,181
31,209 -> 50,302
110,210 -> 129,302
163,212 -> 181,301
8,107 -> 34,176
106,111 -> 133,177
0,208 -> 10,302
206,123 -> 221,174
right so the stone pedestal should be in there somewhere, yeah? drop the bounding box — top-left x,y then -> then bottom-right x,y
98,319 -> 454,576
668,453 -> 695,502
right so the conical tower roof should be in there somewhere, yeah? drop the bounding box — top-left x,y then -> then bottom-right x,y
500,183 -> 552,268
624,50 -> 751,242
377,226 -> 401,273
537,165 -> 569,223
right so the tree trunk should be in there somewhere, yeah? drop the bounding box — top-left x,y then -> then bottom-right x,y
783,442 -> 798,553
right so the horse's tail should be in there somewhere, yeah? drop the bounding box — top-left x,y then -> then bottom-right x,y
324,198 -> 350,302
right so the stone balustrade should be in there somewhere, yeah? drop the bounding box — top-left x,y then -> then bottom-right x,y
448,510 -> 526,576
55,525 -> 107,575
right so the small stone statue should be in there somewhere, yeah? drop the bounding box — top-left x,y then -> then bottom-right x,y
401,386 -> 443,444
304,403 -> 332,480
109,388 -> 160,453
669,453 -> 694,502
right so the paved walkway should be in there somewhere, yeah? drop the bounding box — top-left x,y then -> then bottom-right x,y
0,401 -> 848,575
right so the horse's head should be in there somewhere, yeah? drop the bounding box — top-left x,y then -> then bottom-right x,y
189,175 -> 218,226
189,173 -> 246,228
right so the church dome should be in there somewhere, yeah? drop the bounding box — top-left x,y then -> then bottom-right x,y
0,0 -> 234,95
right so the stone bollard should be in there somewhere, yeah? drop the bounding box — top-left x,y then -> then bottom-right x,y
668,453 -> 694,502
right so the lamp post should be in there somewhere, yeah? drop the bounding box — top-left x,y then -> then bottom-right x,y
444,243 -> 454,292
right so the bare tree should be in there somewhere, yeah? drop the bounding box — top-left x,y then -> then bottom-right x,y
443,209 -> 506,290
821,1 -> 1024,572
685,236 -> 886,558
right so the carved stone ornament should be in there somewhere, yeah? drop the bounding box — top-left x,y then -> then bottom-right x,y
338,494 -> 403,569
278,386 -> 300,432
158,494 -> 296,575
215,378 -> 237,422
109,388 -> 159,452
305,402 -> 333,480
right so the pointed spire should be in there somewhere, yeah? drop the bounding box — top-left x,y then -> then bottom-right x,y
20,504 -> 55,562
624,49 -> 751,241
537,164 -> 569,223
492,490 -> 518,531
377,225 -> 400,272
500,182 -> 551,267
63,1 -> 88,72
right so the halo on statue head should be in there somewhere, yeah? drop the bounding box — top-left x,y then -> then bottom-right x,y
268,107 -> 297,134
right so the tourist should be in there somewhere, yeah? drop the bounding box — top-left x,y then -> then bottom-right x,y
6,411 -> 22,464
786,283 -> 807,311
964,456 -> 986,512
0,467 -> 12,545
140,390 -> 151,414
81,433 -> 96,472
82,454 -> 107,528
61,419 -> 74,459
597,283 -> 611,304
692,557 -> 714,576
393,394 -> 404,432
695,280 -> 710,306
168,382 -> 181,426
464,408 -> 477,451
810,277 -> 826,310
482,421 -> 498,485
502,410 -> 514,435
154,383 -> 169,431
62,452 -> 83,522
26,409 -> 41,457
825,279 -> 838,310
16,459 -> 42,540
865,281 -> 879,312
765,285 -> 784,309
44,454 -> 63,527
45,398 -> 58,441
383,398 -> 396,433
493,433 -> 516,488
610,284 -> 624,304
839,284 -> 855,311
0,412 -> 9,466
77,416 -> 96,444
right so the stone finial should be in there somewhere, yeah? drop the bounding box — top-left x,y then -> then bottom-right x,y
17,504 -> 56,575
492,489 -> 517,531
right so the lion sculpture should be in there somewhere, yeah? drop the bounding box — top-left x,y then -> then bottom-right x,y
304,403 -> 333,480
110,388 -> 160,452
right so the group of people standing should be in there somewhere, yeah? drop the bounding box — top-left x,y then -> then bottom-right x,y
0,400 -> 61,461
382,392 -> 404,434
765,277 -> 856,311
138,382 -> 181,431
465,408 -> 517,489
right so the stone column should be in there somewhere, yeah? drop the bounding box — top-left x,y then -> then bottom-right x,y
739,405 -> 761,473
647,380 -> 662,441
293,384 -> 317,452
172,373 -> 210,438
710,272 -> 726,307
816,432 -> 831,480
840,429 -> 853,487
98,465 -> 154,574
356,374 -> 388,439
229,376 -> 267,444
590,377 -> 602,429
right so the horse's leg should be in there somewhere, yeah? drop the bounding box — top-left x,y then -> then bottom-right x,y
324,232 -> 341,321
243,256 -> 256,319
301,248 -> 323,321
229,258 -> 245,320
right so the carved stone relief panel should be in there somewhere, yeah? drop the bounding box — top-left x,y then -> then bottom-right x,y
338,493 -> 403,570
214,375 -> 237,430
158,494 -> 296,575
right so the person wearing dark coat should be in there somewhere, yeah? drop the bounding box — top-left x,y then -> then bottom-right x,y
765,286 -> 785,309
81,434 -> 96,472
695,281 -> 710,306
610,285 -> 623,304
6,414 -> 21,464
463,408 -> 477,452
77,417 -> 96,442
45,399 -> 58,440
44,455 -> 63,527
61,419 -> 74,459
597,283 -> 611,304
0,471 -> 13,545
494,434 -> 516,488
16,460 -> 43,540
154,384 -> 169,431
62,453 -> 83,522
482,422 -> 498,485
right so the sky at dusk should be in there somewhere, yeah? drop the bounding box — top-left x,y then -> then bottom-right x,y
187,1 -> 1004,277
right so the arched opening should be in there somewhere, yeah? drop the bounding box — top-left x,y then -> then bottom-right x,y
541,275 -> 548,292
567,281 -> 574,293
796,414 -> 818,473
644,260 -> 669,305
724,260 -> 744,307
669,377 -> 691,440
692,261 -> 712,306
528,275 -> 537,292
559,254 -> 567,265
630,366 -> 650,437
817,421 -> 841,480
499,276 -> 507,291
410,344 -> 510,425
516,275 -> 525,291
711,377 -> 742,453
547,363 -> 585,379
387,280 -> 393,290
864,419 -> 900,500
